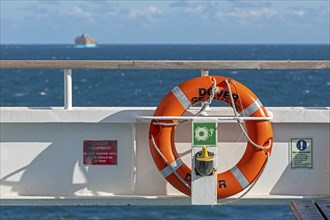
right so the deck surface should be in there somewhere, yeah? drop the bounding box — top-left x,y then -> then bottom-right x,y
290,200 -> 330,220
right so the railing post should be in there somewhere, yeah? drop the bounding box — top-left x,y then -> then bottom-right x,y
201,69 -> 209,76
64,69 -> 72,110
200,69 -> 210,112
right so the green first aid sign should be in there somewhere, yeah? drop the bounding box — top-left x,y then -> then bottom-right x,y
192,120 -> 217,146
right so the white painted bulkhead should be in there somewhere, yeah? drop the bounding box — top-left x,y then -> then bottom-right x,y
1,107 -> 329,205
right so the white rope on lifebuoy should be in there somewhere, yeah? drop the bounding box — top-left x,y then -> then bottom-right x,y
225,80 -> 272,150
153,78 -> 272,150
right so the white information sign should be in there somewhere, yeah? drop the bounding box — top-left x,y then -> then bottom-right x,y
290,138 -> 313,169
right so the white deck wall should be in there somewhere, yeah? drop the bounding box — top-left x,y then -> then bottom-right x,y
1,107 -> 329,203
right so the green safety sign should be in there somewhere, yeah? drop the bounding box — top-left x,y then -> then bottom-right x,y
192,120 -> 217,146
290,138 -> 313,169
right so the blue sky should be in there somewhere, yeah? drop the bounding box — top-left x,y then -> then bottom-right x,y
1,0 -> 329,44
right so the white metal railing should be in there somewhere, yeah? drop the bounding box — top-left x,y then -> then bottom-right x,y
1,60 -> 329,109
135,113 -> 273,121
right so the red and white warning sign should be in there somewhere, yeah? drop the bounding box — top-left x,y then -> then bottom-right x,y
83,140 -> 117,165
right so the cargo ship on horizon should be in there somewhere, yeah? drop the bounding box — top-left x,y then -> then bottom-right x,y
74,33 -> 97,48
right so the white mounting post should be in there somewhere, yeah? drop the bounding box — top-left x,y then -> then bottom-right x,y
191,119 -> 218,205
64,69 -> 73,110
201,69 -> 210,112
201,69 -> 209,76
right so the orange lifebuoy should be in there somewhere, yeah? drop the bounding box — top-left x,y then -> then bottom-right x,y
149,75 -> 273,199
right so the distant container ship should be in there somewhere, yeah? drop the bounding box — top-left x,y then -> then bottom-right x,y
74,34 -> 97,48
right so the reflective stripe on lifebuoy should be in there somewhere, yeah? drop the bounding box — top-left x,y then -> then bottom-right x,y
148,76 -> 273,199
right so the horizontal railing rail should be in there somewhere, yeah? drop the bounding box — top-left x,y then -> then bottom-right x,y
1,60 -> 330,70
1,60 -> 329,109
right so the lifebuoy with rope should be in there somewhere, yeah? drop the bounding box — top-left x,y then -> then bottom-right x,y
148,75 -> 273,200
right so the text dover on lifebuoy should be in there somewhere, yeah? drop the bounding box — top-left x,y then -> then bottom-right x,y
191,87 -> 241,111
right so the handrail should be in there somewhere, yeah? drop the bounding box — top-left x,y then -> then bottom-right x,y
1,60 -> 330,70
1,60 -> 329,109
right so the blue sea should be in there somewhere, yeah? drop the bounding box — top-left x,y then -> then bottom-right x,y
0,44 -> 329,219
0,44 -> 329,107
0,205 -> 294,220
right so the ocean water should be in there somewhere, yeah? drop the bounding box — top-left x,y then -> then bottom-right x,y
0,205 -> 294,220
0,44 -> 328,219
1,44 -> 329,107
